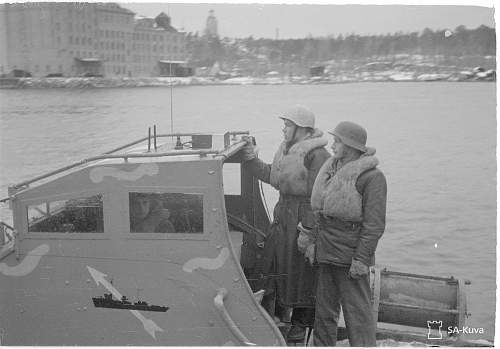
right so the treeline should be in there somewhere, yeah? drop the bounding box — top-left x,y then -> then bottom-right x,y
187,25 -> 496,68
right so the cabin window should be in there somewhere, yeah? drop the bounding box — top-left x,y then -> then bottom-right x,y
129,192 -> 203,234
27,194 -> 104,233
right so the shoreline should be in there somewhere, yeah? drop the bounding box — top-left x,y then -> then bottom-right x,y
0,73 -> 495,89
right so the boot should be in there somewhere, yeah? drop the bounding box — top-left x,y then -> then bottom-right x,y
287,325 -> 306,342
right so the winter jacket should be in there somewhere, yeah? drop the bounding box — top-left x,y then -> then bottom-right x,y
311,154 -> 387,267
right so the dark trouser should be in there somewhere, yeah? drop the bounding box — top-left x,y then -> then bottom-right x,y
291,307 -> 315,327
313,263 -> 376,347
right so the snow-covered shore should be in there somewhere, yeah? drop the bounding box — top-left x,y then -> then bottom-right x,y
0,70 -> 495,89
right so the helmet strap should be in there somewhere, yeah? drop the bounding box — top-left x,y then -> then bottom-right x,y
292,125 -> 298,142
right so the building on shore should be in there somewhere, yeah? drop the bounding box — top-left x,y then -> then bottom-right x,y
0,3 -> 188,77
133,12 -> 188,77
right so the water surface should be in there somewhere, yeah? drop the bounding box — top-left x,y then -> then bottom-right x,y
0,82 -> 496,340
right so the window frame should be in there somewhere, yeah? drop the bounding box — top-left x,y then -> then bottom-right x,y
22,189 -> 110,240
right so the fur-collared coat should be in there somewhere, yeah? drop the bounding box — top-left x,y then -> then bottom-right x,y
311,152 -> 387,266
311,154 -> 379,221
269,130 -> 328,196
246,130 -> 330,307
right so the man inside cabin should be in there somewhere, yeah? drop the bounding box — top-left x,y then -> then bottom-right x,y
130,193 -> 176,233
308,121 -> 387,346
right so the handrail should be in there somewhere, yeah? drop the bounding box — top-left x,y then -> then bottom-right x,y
227,213 -> 267,240
10,149 -> 220,190
214,288 -> 256,346
104,134 -> 211,155
0,221 -> 13,231
3,130 -> 250,199
214,140 -> 247,161
104,131 -> 249,155
155,131 -> 249,138
0,222 -> 15,260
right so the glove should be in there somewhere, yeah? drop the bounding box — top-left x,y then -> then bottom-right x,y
304,244 -> 315,266
348,259 -> 369,280
241,136 -> 258,161
297,222 -> 314,253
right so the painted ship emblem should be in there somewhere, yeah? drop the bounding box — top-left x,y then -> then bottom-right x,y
92,293 -> 169,312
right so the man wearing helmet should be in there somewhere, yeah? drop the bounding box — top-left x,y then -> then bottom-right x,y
242,105 -> 330,342
310,121 -> 387,346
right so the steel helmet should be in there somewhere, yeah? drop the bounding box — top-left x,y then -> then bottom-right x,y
329,121 -> 367,152
279,105 -> 315,128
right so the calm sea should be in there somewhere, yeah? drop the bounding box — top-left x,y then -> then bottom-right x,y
0,83 -> 496,341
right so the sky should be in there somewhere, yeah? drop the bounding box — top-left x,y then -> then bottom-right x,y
121,1 -> 495,39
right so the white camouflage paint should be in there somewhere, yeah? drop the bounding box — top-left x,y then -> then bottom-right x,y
0,244 -> 49,276
182,247 -> 230,273
90,163 -> 159,183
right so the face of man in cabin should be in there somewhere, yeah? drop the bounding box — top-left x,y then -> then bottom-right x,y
132,197 -> 151,221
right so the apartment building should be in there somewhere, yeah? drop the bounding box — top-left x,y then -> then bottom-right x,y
0,3 -> 187,77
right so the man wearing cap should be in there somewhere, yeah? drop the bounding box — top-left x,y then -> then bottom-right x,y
310,121 -> 387,346
241,105 -> 330,342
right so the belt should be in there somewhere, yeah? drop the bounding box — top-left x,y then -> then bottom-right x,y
319,213 -> 361,231
279,194 -> 310,203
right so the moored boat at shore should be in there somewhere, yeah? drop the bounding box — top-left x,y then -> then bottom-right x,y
0,77 -> 21,88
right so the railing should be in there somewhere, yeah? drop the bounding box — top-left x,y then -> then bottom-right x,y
4,131 -> 250,193
214,140 -> 247,161
10,150 -> 220,190
0,221 -> 15,260
0,221 -> 13,244
0,131 -> 250,204
227,213 -> 267,241
214,288 -> 256,346
104,131 -> 249,155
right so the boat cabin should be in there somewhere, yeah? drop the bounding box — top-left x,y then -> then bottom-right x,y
0,131 -> 283,346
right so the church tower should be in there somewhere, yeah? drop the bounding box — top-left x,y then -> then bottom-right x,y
204,9 -> 218,38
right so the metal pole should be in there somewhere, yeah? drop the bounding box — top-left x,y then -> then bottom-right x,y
170,63 -> 174,134
148,127 -> 151,152
154,125 -> 157,151
0,224 -> 4,245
